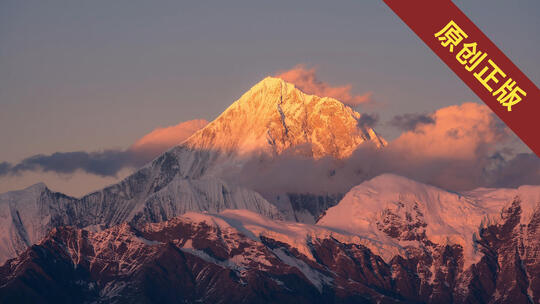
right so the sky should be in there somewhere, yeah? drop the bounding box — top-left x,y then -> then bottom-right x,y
1,0 -> 539,196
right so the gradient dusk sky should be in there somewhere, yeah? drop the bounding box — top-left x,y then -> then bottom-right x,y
1,0 -> 539,195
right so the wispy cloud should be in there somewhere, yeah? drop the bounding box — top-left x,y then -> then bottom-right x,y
275,64 -> 372,106
10,151 -> 131,177
391,103 -> 508,160
357,113 -> 379,129
0,162 -> 11,176
130,119 -> 208,160
0,119 -> 208,177
389,113 -> 435,131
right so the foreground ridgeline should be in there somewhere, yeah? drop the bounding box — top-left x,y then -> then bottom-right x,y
0,78 -> 539,303
1,177 -> 539,303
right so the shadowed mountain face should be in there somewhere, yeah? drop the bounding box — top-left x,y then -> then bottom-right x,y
0,77 -> 385,263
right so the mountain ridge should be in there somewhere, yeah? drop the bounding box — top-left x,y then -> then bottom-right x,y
2,180 -> 539,303
319,173 -> 540,268
0,76 -> 387,263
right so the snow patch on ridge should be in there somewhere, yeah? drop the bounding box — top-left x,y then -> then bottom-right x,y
177,209 -> 404,263
272,247 -> 332,291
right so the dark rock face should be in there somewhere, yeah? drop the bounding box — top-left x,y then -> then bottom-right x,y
0,221 -> 333,304
287,193 -> 343,223
458,199 -> 539,304
1,199 -> 539,304
376,201 -> 428,242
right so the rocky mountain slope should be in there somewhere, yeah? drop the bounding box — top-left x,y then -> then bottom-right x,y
319,174 -> 540,303
0,77 -> 385,264
2,175 -> 539,303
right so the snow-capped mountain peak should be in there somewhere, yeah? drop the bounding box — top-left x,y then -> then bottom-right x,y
184,77 -> 386,159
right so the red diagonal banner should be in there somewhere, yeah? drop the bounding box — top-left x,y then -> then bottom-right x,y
383,0 -> 540,157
